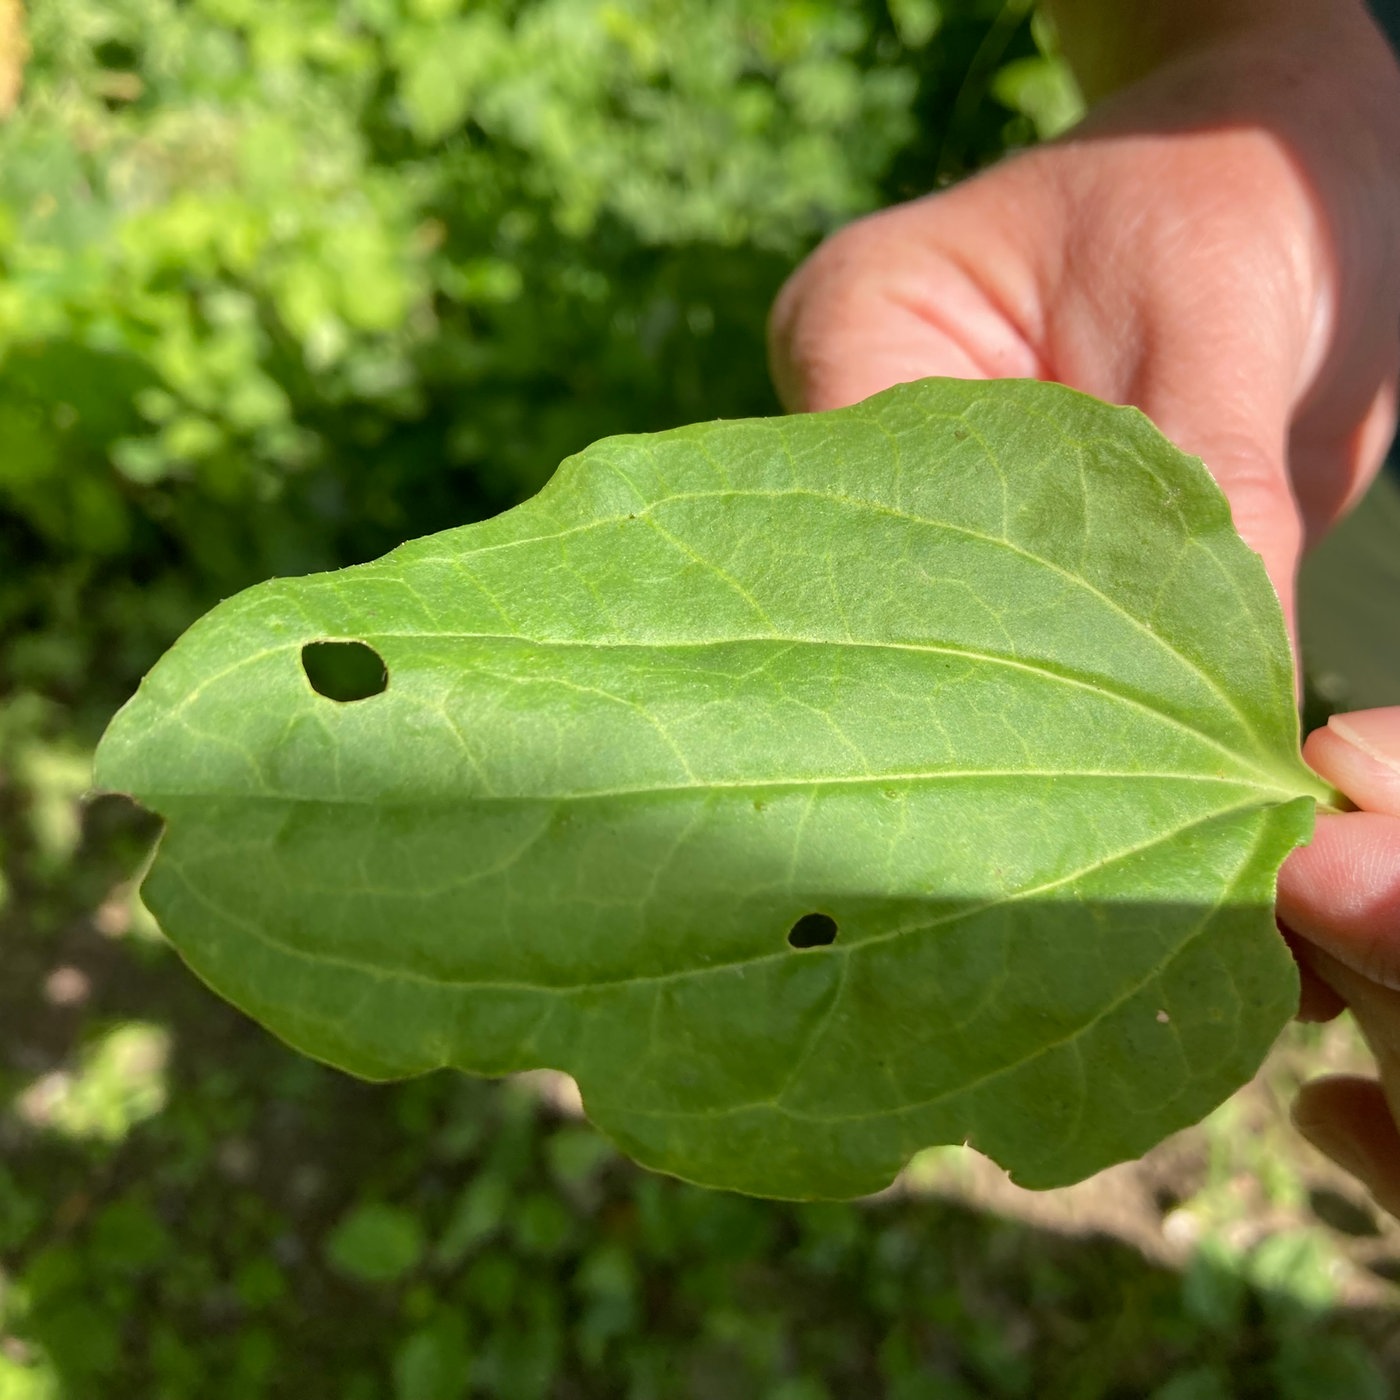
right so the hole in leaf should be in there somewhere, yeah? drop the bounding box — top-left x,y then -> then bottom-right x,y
788,913 -> 838,949
301,641 -> 387,703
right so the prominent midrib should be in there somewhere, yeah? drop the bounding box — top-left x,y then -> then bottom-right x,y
134,769 -> 1298,808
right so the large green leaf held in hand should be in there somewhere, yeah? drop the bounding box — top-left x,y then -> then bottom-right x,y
96,379 -> 1334,1199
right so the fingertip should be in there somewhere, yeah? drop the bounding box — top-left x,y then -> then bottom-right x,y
1281,925 -> 1349,1021
1291,1073 -> 1375,1144
1304,709 -> 1400,819
1292,1074 -> 1400,1218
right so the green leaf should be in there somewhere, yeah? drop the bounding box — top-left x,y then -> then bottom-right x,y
326,1203 -> 425,1285
991,55 -> 1086,141
95,379 -> 1329,1199
393,1318 -> 471,1400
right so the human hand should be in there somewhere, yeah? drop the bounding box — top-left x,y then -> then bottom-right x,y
768,1 -> 1400,1208
769,0 -> 1400,636
1281,710 -> 1400,1216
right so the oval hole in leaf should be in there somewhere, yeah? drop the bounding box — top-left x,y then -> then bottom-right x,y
788,912 -> 837,949
301,641 -> 387,703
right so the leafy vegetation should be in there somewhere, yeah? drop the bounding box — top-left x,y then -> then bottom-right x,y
98,379 -> 1329,1197
3,0 -> 1398,1395
0,0 -> 1068,726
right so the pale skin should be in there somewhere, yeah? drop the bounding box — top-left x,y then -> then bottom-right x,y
769,0 -> 1400,1209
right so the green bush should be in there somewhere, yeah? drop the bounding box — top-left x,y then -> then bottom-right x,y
0,0 -> 1053,724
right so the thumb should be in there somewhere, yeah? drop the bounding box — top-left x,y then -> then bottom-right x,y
767,205 -> 1042,413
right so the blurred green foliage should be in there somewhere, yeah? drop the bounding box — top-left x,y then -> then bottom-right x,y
1,1019 -> 1395,1400
0,0 -> 1053,727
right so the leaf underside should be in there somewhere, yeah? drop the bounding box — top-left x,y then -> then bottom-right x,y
96,379 -> 1328,1199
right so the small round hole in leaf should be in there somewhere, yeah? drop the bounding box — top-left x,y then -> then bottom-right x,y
301,641 -> 387,703
788,912 -> 837,949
